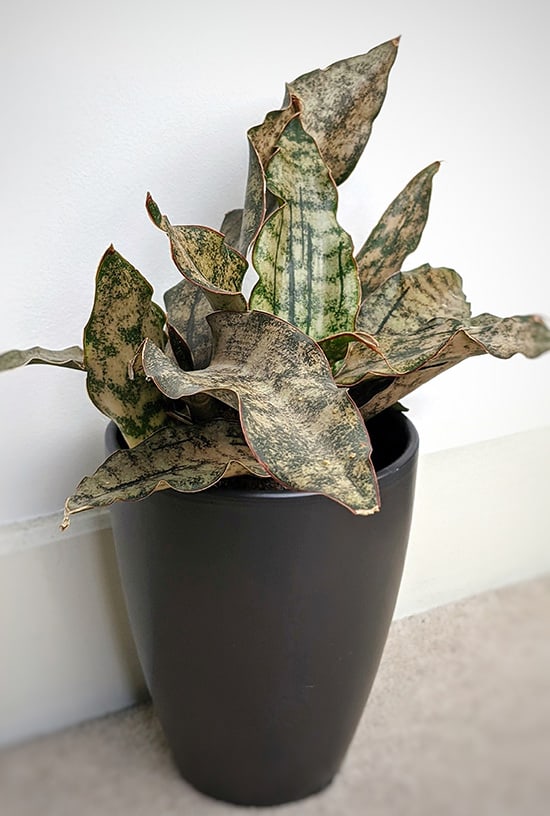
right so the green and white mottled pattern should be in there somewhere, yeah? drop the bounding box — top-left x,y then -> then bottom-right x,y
360,314 -> 550,419
137,310 -> 379,516
164,279 -> 213,370
357,162 -> 440,297
286,38 -> 399,185
318,331 -> 379,368
250,117 -> 360,340
240,102 -> 300,253
62,419 -> 269,527
84,246 -> 167,447
338,264 -> 550,388
146,194 -> 247,312
0,346 -> 85,371
336,265 -> 471,384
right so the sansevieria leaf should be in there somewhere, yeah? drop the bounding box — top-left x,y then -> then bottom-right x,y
359,313 -> 550,419
164,279 -> 213,370
61,418 -> 269,528
84,246 -> 167,447
286,38 -> 399,185
146,195 -> 247,312
136,310 -> 379,515
356,162 -> 440,297
219,208 -> 244,250
239,101 -> 300,253
250,117 -> 361,340
336,265 -> 471,385
0,346 -> 85,372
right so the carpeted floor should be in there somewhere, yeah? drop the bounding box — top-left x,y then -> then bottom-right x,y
1,575 -> 549,816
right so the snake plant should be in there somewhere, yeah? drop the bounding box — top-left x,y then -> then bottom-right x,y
2,37 -> 549,527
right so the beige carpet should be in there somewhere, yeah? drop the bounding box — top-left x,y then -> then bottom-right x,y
2,576 -> 549,816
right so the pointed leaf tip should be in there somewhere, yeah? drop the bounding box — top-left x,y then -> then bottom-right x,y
146,193 -> 164,230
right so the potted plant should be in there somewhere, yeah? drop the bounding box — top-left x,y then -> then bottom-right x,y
1,37 -> 549,806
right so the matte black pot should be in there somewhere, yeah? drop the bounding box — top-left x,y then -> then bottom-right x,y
106,408 -> 419,806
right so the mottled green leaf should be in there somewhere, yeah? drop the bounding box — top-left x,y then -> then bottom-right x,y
84,246 -> 167,447
340,267 -> 550,386
220,208 -> 244,249
357,162 -> 440,297
318,331 -> 379,367
357,265 -> 471,336
357,332 -> 484,418
336,265 -> 471,385
146,194 -> 247,312
250,117 -> 361,340
137,310 -> 379,515
164,280 -> 213,369
285,38 -> 399,185
61,419 -> 269,528
0,346 -> 85,372
239,102 -> 300,253
359,313 -> 550,419
465,312 -> 550,359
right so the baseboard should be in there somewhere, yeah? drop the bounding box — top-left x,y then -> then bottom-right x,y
1,425 -> 549,748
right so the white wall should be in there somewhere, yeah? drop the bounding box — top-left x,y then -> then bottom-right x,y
0,0 -> 549,524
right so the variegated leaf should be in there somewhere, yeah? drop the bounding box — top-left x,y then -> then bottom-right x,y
318,331 -> 379,367
356,162 -> 440,297
465,312 -> 550,359
220,208 -> 244,249
285,38 -> 399,185
61,419 -> 269,528
84,246 -> 167,447
0,346 -> 85,372
164,280 -> 213,369
250,117 -> 361,340
357,332 -> 485,418
359,313 -> 550,419
336,265 -> 471,385
358,264 -> 471,336
137,310 -> 379,516
239,102 -> 300,253
166,324 -> 194,371
146,194 -> 247,312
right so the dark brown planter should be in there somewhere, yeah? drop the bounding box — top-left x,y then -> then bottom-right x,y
106,408 -> 419,806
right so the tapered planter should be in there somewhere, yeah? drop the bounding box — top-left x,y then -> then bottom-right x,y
106,408 -> 419,806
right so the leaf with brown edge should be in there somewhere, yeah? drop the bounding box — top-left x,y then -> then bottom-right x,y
250,116 -> 361,340
164,279 -> 213,370
147,194 -> 247,312
318,331 -> 380,368
0,346 -> 85,372
220,208 -> 244,250
136,310 -> 379,516
336,265 -> 471,385
84,246 -> 167,447
466,312 -> 550,359
340,266 -> 550,387
285,38 -> 399,186
238,102 -> 301,254
356,162 -> 440,297
356,313 -> 550,419
61,418 -> 269,529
